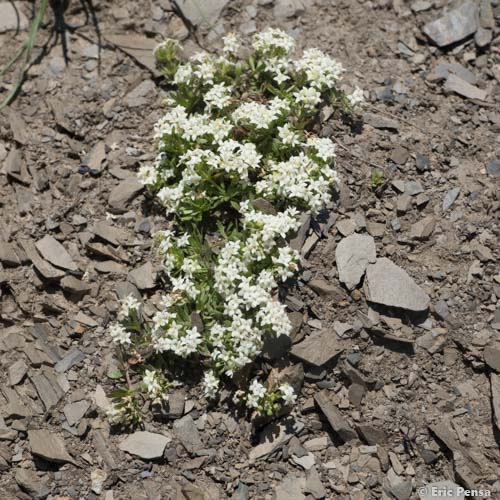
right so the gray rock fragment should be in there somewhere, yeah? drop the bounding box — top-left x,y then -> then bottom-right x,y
9,359 -> 28,385
422,1 -> 477,47
28,430 -> 76,464
119,431 -> 171,459
15,469 -> 49,499
249,418 -> 304,462
108,178 -> 144,212
274,0 -> 305,19
484,347 -> 500,372
63,400 -> 90,426
55,348 -> 86,373
314,390 -> 357,442
364,258 -> 430,312
275,474 -> 306,500
173,415 -> 202,453
335,233 -> 376,290
35,235 -> 78,272
128,262 -> 157,290
442,187 -> 460,211
445,74 -> 487,101
291,329 -> 344,367
176,0 -> 230,25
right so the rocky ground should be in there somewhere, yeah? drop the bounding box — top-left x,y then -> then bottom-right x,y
0,0 -> 499,499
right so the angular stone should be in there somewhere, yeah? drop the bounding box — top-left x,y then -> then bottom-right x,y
442,187 -> 460,211
357,424 -> 387,446
314,390 -> 357,442
63,400 -> 90,426
35,235 -> 78,271
168,390 -> 185,419
105,34 -> 159,76
410,216 -> 436,240
108,178 -> 143,211
390,481 -> 412,500
119,431 -> 171,459
92,221 -> 130,246
60,275 -> 92,296
15,469 -> 50,499
0,238 -> 21,266
307,279 -> 343,299
249,417 -> 304,462
55,348 -> 86,373
335,234 -> 377,290
422,1 -> 477,47
445,74 -> 487,101
364,258 -> 430,312
30,372 -> 64,410
274,0 -> 305,19
128,262 -> 156,290
173,415 -> 202,453
9,359 -> 28,385
28,430 -> 75,464
484,347 -> 500,372
20,239 -> 66,280
291,330 -> 344,367
176,0 -> 230,25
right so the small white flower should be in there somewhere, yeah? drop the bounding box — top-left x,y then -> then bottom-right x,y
109,323 -> 131,346
280,383 -> 297,405
222,33 -> 240,55
204,83 -> 232,111
137,165 -> 157,186
278,124 -> 300,146
118,295 -> 141,320
348,86 -> 364,106
202,370 -> 220,399
294,87 -> 322,109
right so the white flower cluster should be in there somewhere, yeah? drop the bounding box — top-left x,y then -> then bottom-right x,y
294,48 -> 344,89
108,29 -> 365,419
256,151 -> 339,212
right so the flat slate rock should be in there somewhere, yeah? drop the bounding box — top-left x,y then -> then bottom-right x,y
128,262 -> 157,290
422,1 -> 477,47
249,418 -> 304,462
364,258 -> 430,312
484,347 -> 500,372
15,468 -> 50,499
176,0 -> 230,25
291,329 -> 344,367
28,430 -> 75,464
20,239 -> 66,280
108,178 -> 143,211
314,390 -> 357,443
119,431 -> 171,459
55,348 -> 86,373
64,400 -> 90,426
9,359 -> 28,385
35,235 -> 78,271
444,74 -> 487,101
173,415 -> 202,453
335,233 -> 376,290
105,34 -> 159,76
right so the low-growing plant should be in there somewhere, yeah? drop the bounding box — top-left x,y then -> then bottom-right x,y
371,169 -> 385,189
107,29 -> 363,425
